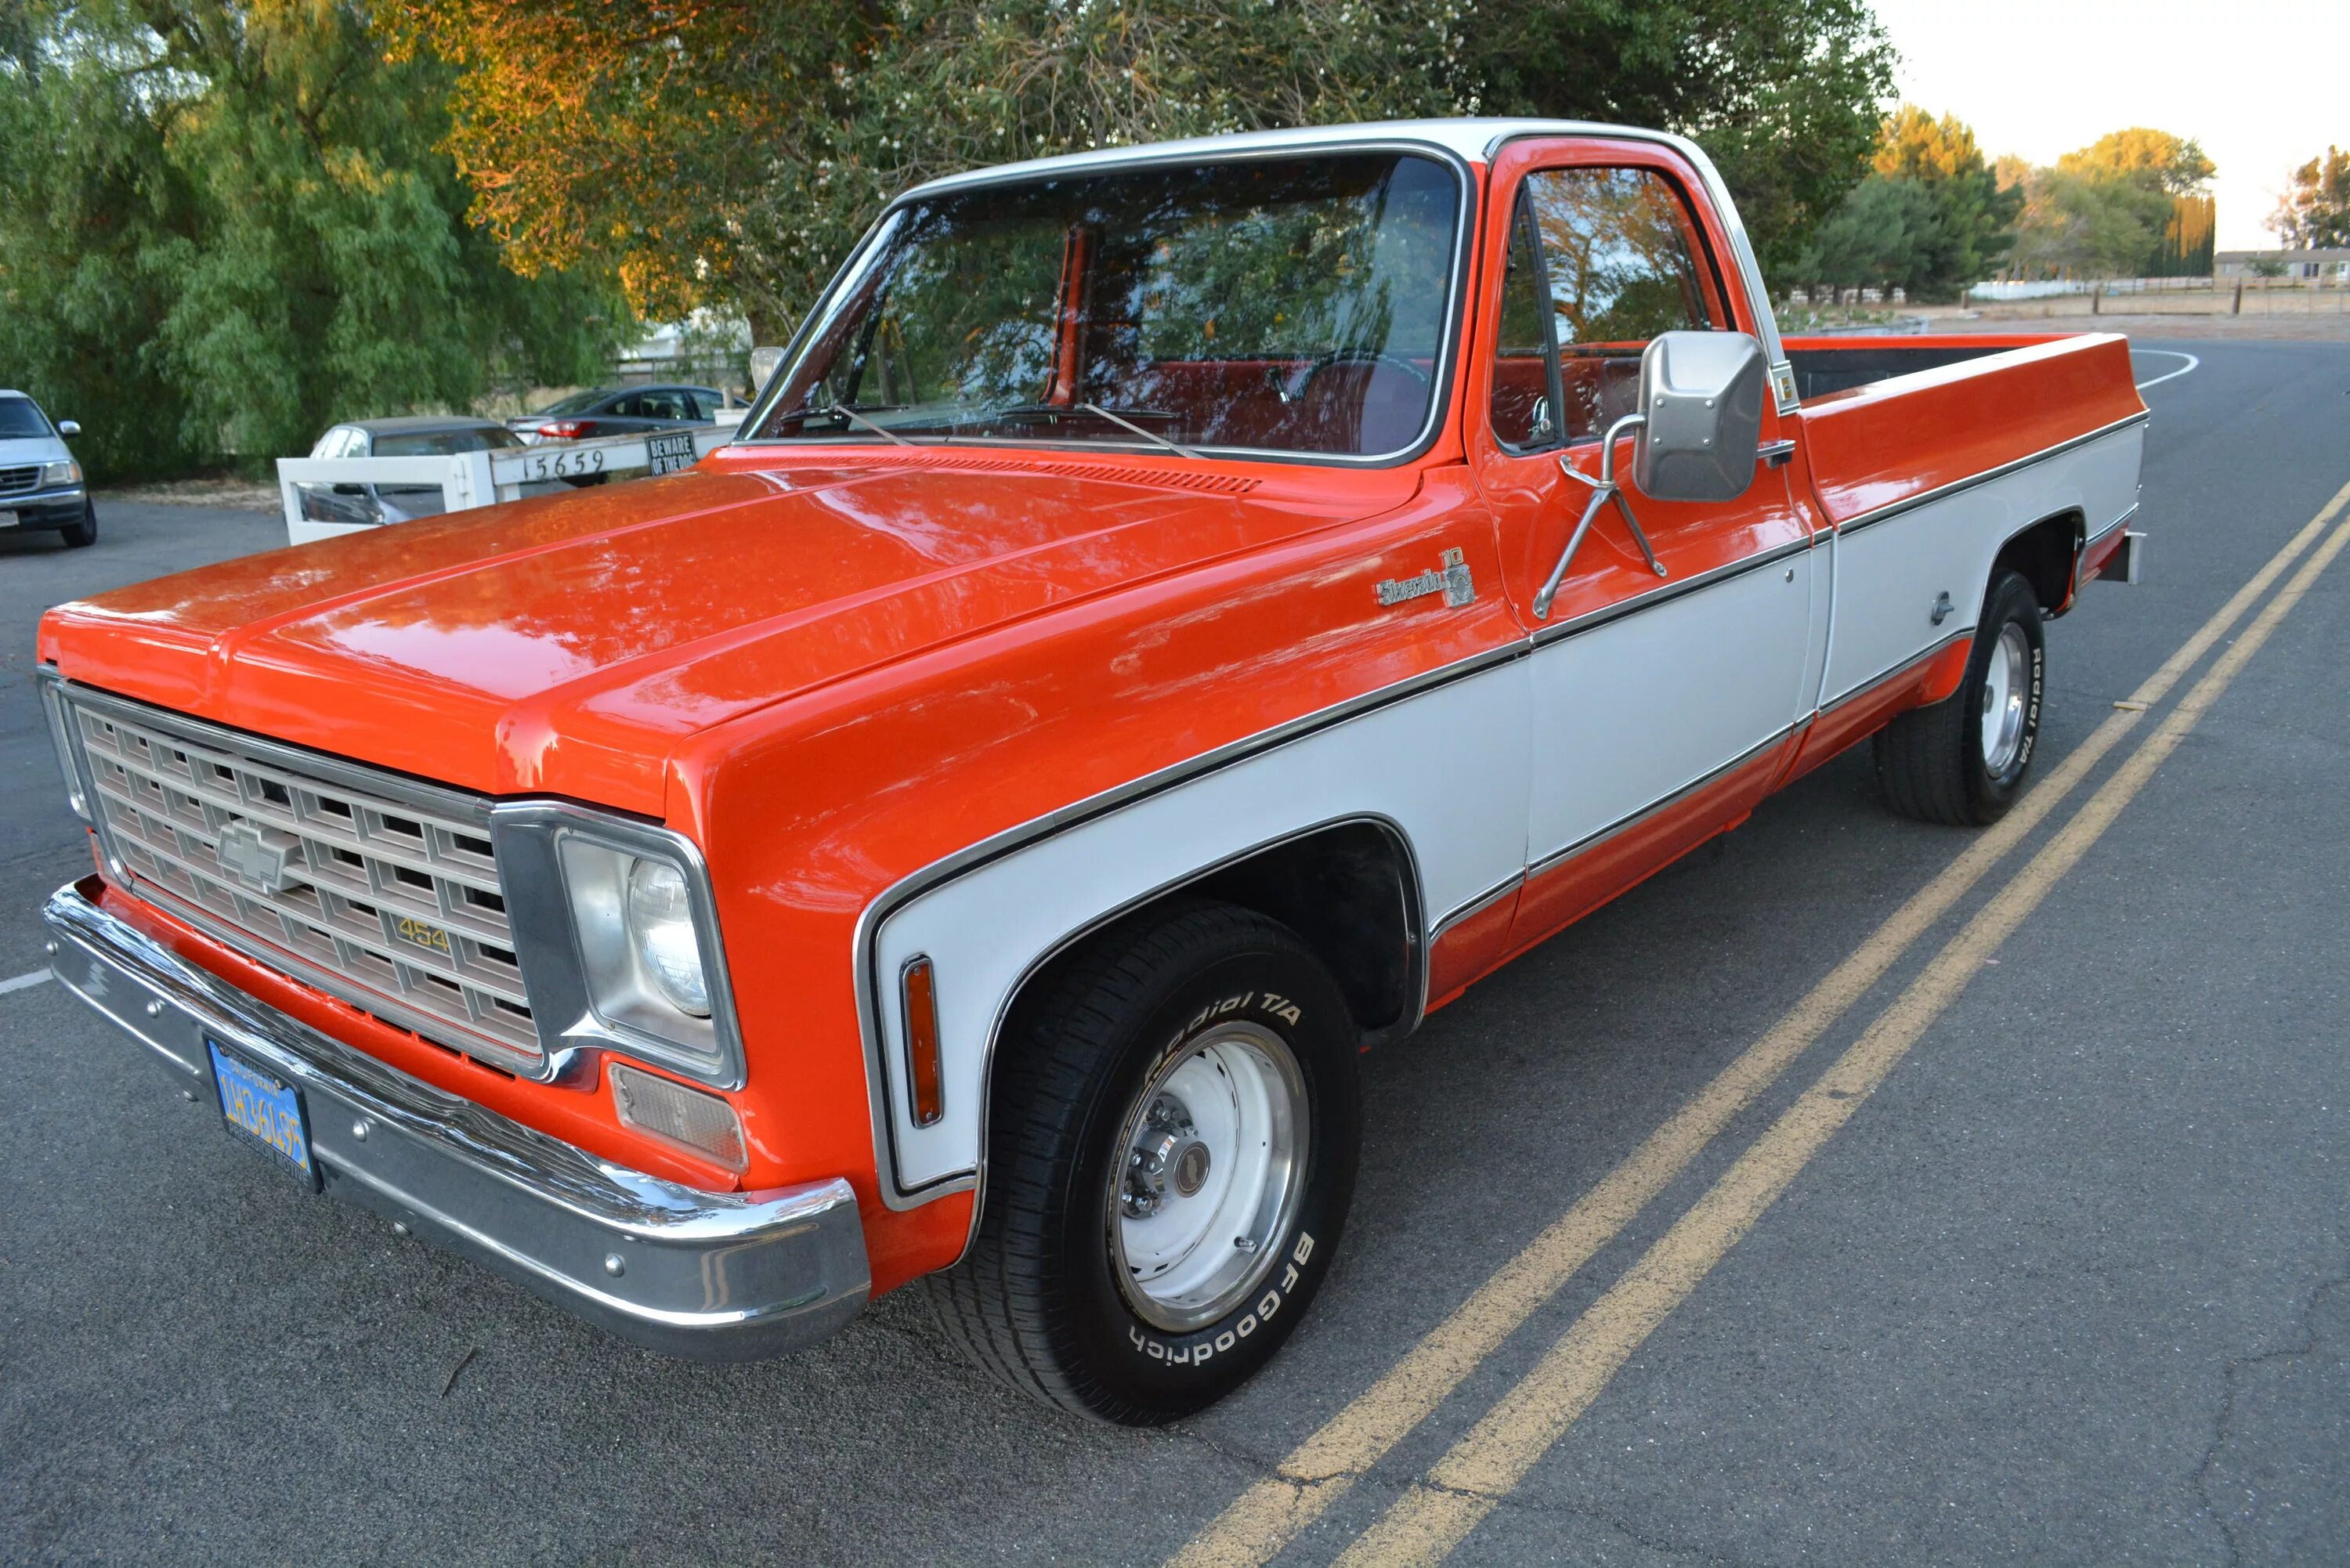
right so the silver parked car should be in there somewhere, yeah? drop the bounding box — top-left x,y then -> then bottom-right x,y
297,416 -> 540,529
0,390 -> 96,547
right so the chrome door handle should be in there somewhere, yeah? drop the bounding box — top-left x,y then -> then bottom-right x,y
1759,439 -> 1797,468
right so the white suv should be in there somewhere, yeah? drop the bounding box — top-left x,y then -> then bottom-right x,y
0,391 -> 95,547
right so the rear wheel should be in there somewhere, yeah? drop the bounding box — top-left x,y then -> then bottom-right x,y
58,499 -> 97,548
1874,568 -> 2045,826
926,901 -> 1361,1425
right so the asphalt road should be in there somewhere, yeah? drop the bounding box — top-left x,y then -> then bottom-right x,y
4,341 -> 2347,1567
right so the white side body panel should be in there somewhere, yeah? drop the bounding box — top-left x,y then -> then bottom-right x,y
1527,551 -> 1815,865
870,660 -> 1533,1194
1820,423 -> 2143,705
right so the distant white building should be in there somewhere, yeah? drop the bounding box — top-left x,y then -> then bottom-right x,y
2215,248 -> 2350,280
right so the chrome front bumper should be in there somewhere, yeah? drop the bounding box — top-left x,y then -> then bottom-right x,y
43,878 -> 870,1360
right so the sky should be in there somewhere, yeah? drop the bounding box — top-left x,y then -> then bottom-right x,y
1868,0 -> 2347,251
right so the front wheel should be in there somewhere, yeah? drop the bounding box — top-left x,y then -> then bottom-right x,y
1874,567 -> 2046,826
926,901 -> 1361,1425
59,499 -> 97,547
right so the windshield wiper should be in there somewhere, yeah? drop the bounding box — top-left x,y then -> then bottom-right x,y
766,402 -> 913,447
1079,403 -> 1201,461
967,402 -> 1202,461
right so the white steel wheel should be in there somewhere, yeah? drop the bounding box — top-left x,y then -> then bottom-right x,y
1108,1021 -> 1308,1333
1980,621 -> 2031,773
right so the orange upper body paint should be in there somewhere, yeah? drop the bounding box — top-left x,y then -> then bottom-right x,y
36,125 -> 2146,1295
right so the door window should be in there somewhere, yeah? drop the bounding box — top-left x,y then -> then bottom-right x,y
1489,166 -> 1724,450
1491,204 -> 1560,451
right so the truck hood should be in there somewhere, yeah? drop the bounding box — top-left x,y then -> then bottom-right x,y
42,452 -> 1411,815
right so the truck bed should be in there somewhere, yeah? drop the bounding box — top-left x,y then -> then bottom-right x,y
1785,333 -> 2143,526
1784,331 -> 2146,710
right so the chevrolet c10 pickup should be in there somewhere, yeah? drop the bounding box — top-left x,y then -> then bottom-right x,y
38,119 -> 2146,1424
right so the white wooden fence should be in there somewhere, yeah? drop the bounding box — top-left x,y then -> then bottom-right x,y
275,412 -> 747,545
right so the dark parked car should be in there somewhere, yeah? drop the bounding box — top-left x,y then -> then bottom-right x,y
295,416 -> 534,534
507,385 -> 726,444
0,389 -> 96,547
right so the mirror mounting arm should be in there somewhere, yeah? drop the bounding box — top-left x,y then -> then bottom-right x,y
1532,412 -> 1667,621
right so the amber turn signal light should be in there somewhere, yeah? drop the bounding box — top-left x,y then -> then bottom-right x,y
902,956 -> 945,1126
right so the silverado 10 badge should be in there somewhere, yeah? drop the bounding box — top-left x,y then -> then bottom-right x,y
1376,547 -> 1475,608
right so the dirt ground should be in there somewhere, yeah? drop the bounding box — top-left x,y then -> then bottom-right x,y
1914,292 -> 2350,341
92,475 -> 283,510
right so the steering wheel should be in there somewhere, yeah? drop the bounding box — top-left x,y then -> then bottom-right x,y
1289,349 -> 1434,401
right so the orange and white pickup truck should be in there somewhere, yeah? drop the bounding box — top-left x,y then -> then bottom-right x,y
38,120 -> 2145,1423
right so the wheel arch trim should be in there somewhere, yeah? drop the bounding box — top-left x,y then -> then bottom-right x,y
945,812 -> 1423,1264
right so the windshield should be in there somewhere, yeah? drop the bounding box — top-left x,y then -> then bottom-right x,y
0,398 -> 53,439
374,427 -> 520,457
532,389 -> 609,417
754,151 -> 1462,459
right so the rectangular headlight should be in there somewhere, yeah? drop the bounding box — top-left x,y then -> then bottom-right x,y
42,459 -> 82,488
490,803 -> 745,1089
39,674 -> 91,821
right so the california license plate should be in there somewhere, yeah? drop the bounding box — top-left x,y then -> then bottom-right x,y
208,1039 -> 317,1189
646,430 -> 699,475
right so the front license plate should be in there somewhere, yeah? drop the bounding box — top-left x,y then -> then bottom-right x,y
0,509 -> 17,529
208,1039 -> 317,1189
646,430 -> 699,475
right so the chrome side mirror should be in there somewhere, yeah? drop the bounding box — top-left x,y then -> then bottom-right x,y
1632,331 -> 1766,503
56,419 -> 81,439
1530,330 -> 1770,621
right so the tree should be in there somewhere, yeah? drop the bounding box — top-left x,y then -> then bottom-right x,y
1799,106 -> 2016,299
2271,146 -> 2350,248
388,0 -> 1471,344
2007,167 -> 2165,280
384,0 -> 1895,336
1875,103 -> 1988,181
0,1 -> 627,479
2055,126 -> 2214,276
2002,128 -> 2221,280
1453,0 -> 1896,284
2057,127 -> 2215,197
1795,172 -> 1944,296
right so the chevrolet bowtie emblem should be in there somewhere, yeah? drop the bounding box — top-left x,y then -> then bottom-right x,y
218,821 -> 303,895
1376,547 -> 1475,609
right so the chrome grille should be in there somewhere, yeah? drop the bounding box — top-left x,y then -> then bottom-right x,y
67,694 -> 541,1071
0,464 -> 38,498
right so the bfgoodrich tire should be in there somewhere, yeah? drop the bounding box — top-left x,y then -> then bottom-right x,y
1874,567 -> 2045,826
926,901 -> 1361,1425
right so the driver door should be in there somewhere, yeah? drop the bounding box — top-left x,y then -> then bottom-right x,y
1469,138 -> 1818,943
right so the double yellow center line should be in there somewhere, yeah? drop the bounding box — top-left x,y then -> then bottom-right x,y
1173,475 -> 2350,1568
